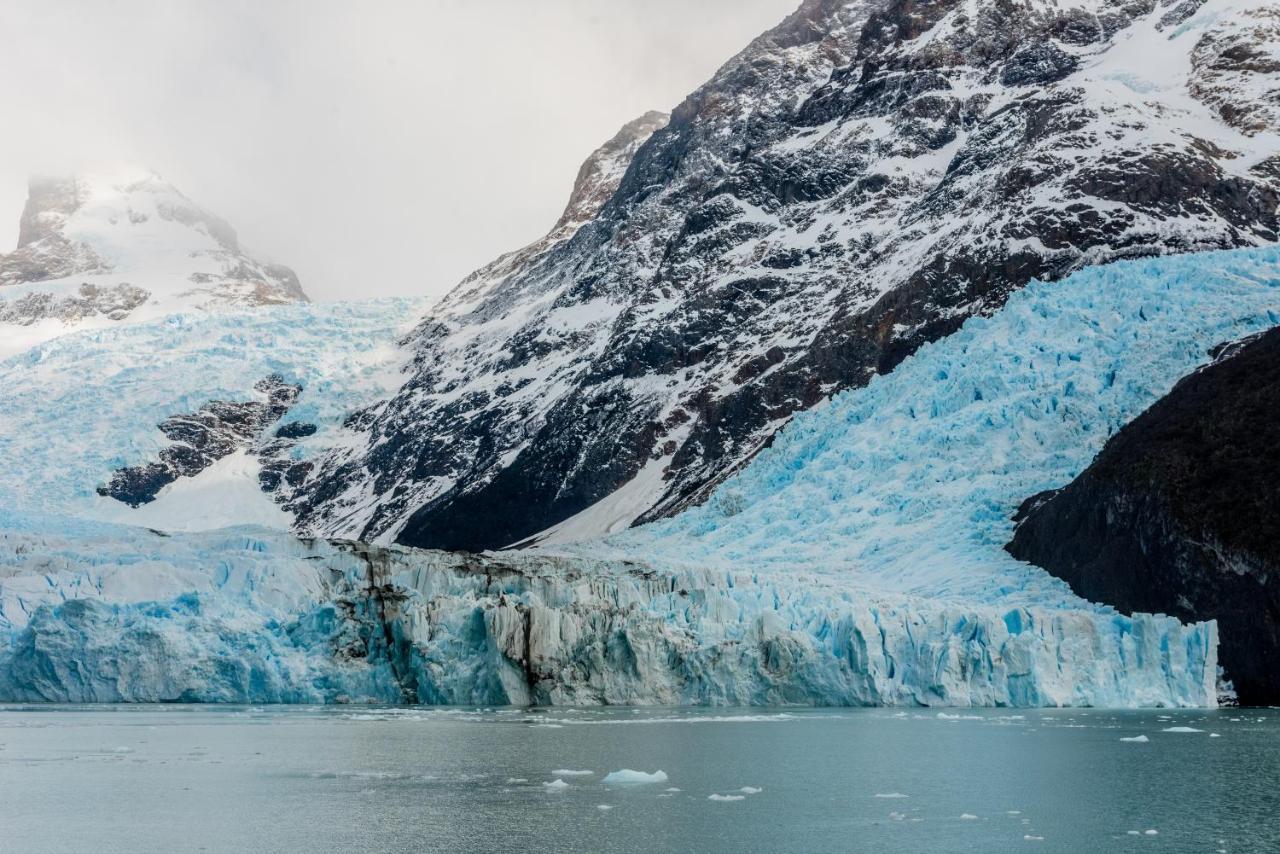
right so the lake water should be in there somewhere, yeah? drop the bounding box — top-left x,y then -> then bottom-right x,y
0,705 -> 1275,853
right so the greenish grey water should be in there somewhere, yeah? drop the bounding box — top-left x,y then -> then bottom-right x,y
0,706 -> 1275,853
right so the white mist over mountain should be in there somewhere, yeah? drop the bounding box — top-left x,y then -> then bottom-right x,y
0,0 -> 797,302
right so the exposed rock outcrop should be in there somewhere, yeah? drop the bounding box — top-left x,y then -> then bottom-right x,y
98,375 -> 307,506
1008,326 -> 1280,704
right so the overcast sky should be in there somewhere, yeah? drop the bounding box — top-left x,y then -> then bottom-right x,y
0,0 -> 798,302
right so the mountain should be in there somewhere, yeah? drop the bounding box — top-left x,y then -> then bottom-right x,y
1,0 -> 1277,707
0,169 -> 412,533
0,169 -> 307,357
1008,323 -> 1280,705
440,111 -> 670,318
292,0 -> 1280,551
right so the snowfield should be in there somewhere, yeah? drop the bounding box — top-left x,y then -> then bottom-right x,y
3,247 -> 1277,706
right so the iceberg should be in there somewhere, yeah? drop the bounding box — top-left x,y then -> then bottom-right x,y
602,770 -> 669,785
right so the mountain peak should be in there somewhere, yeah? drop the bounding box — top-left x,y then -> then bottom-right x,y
292,0 -> 1279,551
554,111 -> 670,237
0,168 -> 307,353
438,111 -> 668,317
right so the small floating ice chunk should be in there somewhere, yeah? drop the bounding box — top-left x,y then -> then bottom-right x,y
505,777 -> 528,784
1007,811 -> 1022,815
596,804 -> 613,811
709,794 -> 746,802
664,787 -> 681,793
1024,835 -> 1044,841
960,814 -> 978,820
739,786 -> 762,794
552,769 -> 594,776
875,792 -> 909,799
1161,726 -> 1203,733
1144,830 -> 1158,836
602,769 -> 668,785
889,812 -> 906,821
543,779 -> 570,791
1127,831 -> 1141,836
1210,733 -> 1221,738
1119,735 -> 1149,743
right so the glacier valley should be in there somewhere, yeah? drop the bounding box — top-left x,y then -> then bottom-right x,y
3,246 -> 1277,706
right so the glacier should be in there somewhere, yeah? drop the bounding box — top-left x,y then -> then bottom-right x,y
580,246 -> 1280,605
0,297 -> 425,527
0,513 -> 1218,706
3,246 -> 1279,705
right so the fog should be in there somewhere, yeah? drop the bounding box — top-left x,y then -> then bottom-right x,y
0,0 -> 798,302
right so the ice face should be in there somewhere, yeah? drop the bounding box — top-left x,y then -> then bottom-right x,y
0,513 -> 405,703
0,509 -> 1220,707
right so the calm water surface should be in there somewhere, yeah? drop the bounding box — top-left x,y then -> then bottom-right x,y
0,705 -> 1276,853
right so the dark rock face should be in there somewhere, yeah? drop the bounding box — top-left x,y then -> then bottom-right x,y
1000,43 -> 1080,87
294,0 -> 1280,551
1007,327 -> 1280,705
99,376 -> 303,506
275,422 -> 318,440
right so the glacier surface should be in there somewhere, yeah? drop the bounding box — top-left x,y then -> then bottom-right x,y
0,298 -> 424,528
3,247 -> 1279,705
579,247 -> 1280,606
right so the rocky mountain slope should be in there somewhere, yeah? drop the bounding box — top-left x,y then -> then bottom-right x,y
1008,324 -> 1280,704
0,170 -> 307,357
293,0 -> 1280,551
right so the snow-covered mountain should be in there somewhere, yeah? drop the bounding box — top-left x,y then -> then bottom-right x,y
292,0 -> 1280,551
0,169 -> 307,357
1,0 -> 1278,707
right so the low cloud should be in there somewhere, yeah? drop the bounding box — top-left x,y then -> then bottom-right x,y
0,0 -> 796,301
